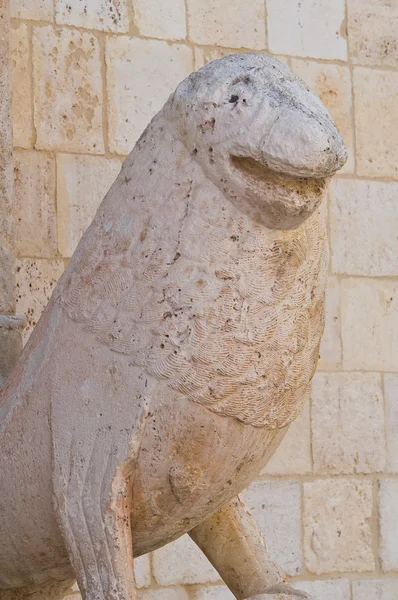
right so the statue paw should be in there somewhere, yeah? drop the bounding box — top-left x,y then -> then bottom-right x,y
246,584 -> 313,600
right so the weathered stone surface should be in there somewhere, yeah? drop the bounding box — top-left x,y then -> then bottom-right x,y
318,276 -> 341,370
106,37 -> 192,154
55,0 -> 129,33
0,0 -> 15,315
303,479 -> 374,574
13,150 -> 56,258
152,535 -> 220,586
139,588 -> 189,600
11,23 -> 33,149
330,179 -> 398,276
1,54 -> 346,600
194,48 -> 289,71
33,26 -> 103,153
354,67 -> 398,178
293,579 -> 350,600
262,401 -> 311,475
267,0 -> 347,60
191,586 -> 235,600
244,480 -> 302,576
15,259 -> 64,344
187,0 -> 266,49
133,0 -> 186,40
384,374 -> 398,473
379,479 -> 398,572
291,61 -> 354,173
57,154 -> 122,257
341,278 -> 398,371
352,579 -> 398,599
348,0 -> 398,68
134,555 -> 151,589
311,372 -> 386,474
10,0 -> 53,21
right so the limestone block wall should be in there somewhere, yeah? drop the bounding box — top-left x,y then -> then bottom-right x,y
8,0 -> 398,598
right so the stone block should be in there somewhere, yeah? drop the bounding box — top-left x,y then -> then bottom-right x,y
194,48 -> 289,71
187,0 -> 266,49
318,276 -> 341,370
262,401 -> 311,475
139,588 -> 189,600
352,579 -> 398,599
384,374 -> 398,473
291,61 -> 354,173
303,479 -> 374,574
311,372 -> 386,474
243,480 -> 302,576
348,0 -> 398,68
133,0 -> 186,40
57,154 -> 122,257
379,479 -> 398,572
152,534 -> 220,586
191,586 -> 235,600
11,23 -> 33,149
13,150 -> 57,258
33,26 -> 103,154
15,259 -> 65,344
354,67 -> 398,178
10,0 -> 53,21
341,278 -> 398,371
55,0 -> 129,33
330,179 -> 398,276
293,579 -> 350,600
106,37 -> 192,154
134,554 -> 151,589
267,0 -> 347,60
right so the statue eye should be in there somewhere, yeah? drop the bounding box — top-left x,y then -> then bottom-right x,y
229,95 -> 239,103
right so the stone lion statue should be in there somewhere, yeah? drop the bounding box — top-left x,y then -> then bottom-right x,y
0,53 -> 346,600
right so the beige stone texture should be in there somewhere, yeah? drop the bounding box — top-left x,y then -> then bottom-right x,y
341,278 -> 398,372
293,579 -> 350,600
15,258 -> 64,343
379,479 -> 398,572
13,150 -> 56,258
352,579 -> 398,599
33,26 -> 103,154
152,535 -> 220,586
55,0 -> 129,33
330,179 -> 398,276
133,0 -> 186,40
318,276 -> 341,370
194,48 -> 289,71
244,480 -> 302,576
311,372 -> 386,475
139,588 -> 189,600
262,401 -> 312,476
354,67 -> 398,178
267,0 -> 347,60
56,154 -> 122,257
191,586 -> 235,600
384,374 -> 398,473
134,555 -> 151,589
11,22 -> 33,149
106,37 -> 192,154
10,0 -> 53,21
291,61 -> 354,173
348,0 -> 398,68
303,479 -> 375,574
5,0 -> 398,594
187,0 -> 266,49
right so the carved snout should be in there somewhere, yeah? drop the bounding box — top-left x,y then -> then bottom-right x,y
262,108 -> 348,179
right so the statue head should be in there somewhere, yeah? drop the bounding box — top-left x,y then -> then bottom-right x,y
166,53 -> 347,229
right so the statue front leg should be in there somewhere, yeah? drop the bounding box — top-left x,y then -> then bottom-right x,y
189,496 -> 311,600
